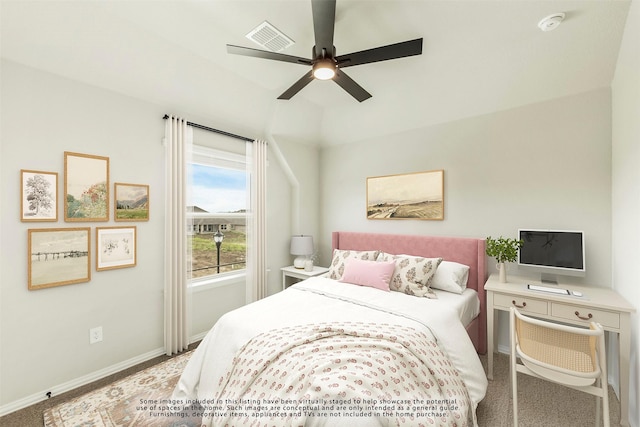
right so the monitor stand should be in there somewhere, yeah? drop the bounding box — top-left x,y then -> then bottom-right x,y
540,273 -> 558,285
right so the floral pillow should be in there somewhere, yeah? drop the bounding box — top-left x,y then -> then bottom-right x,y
376,252 -> 443,298
328,249 -> 380,280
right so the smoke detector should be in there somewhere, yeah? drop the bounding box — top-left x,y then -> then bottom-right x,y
246,21 -> 294,52
538,13 -> 565,32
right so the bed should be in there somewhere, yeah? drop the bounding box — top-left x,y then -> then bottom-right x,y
331,231 -> 487,354
173,231 -> 489,426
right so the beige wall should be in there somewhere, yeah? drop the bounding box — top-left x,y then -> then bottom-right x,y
0,60 -> 303,412
319,89 -> 612,288
318,88 -> 616,396
612,0 -> 640,424
1,60 -> 166,408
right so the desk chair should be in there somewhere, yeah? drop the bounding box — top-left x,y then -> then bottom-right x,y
510,307 -> 609,427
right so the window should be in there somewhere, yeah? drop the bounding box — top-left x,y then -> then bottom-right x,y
187,146 -> 247,282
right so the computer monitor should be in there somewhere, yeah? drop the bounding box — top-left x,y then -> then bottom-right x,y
518,229 -> 585,284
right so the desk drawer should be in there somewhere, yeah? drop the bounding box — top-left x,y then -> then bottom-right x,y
494,293 -> 547,315
551,303 -> 620,329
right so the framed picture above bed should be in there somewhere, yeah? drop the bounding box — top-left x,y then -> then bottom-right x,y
366,169 -> 444,220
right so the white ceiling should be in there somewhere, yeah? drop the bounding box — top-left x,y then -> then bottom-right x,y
0,0 -> 631,145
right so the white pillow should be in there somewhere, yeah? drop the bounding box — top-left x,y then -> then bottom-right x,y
431,261 -> 470,294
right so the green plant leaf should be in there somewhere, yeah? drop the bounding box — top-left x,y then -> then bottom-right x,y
485,236 -> 524,263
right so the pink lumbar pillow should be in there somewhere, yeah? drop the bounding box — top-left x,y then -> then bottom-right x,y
339,258 -> 395,291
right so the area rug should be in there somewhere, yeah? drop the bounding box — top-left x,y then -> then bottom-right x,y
43,351 -> 202,427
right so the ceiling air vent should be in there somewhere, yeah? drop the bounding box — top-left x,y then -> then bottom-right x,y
246,21 -> 294,52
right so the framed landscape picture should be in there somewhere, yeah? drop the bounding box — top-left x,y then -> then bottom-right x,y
64,152 -> 109,222
115,183 -> 149,221
367,169 -> 444,220
28,227 -> 91,290
96,226 -> 137,271
21,169 -> 58,222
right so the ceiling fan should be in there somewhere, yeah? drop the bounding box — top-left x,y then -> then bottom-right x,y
226,0 -> 423,102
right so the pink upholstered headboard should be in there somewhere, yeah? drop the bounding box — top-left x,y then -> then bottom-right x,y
332,231 -> 487,354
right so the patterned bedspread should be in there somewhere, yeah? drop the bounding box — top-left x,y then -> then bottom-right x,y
212,321 -> 473,427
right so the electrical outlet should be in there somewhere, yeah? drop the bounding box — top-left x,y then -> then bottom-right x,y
89,326 -> 103,344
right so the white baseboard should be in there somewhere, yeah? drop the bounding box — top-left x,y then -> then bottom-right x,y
0,347 -> 165,417
190,330 -> 209,343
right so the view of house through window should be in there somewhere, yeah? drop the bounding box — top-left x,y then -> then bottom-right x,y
187,147 -> 247,280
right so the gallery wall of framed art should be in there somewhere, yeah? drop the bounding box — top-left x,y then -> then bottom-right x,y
21,151 -> 149,290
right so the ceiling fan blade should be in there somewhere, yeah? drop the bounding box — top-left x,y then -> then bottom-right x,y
336,38 -> 423,68
277,72 -> 315,100
311,0 -> 336,57
333,70 -> 372,102
227,45 -> 312,66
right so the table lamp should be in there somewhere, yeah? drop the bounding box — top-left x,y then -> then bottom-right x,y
290,235 -> 314,269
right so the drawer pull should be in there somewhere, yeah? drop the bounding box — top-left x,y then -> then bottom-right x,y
512,300 -> 527,309
574,311 -> 593,321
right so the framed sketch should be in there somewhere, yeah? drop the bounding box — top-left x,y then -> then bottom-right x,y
28,227 -> 91,290
21,169 -> 58,222
115,183 -> 149,221
366,169 -> 444,220
96,226 -> 136,271
64,152 -> 109,222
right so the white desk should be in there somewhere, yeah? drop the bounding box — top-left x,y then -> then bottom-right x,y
281,265 -> 329,290
485,274 -> 635,427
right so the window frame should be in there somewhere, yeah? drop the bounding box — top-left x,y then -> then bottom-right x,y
187,145 -> 247,289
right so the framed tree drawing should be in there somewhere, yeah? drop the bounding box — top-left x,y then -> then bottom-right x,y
367,169 -> 444,220
115,183 -> 149,221
96,226 -> 136,271
21,169 -> 58,222
64,152 -> 109,222
28,227 -> 91,290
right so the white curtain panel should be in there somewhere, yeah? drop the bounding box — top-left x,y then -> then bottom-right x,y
164,116 -> 193,355
245,139 -> 268,303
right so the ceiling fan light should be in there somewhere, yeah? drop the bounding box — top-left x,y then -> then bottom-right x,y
313,67 -> 335,80
312,60 -> 336,80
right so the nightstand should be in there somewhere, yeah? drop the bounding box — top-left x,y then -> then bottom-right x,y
281,265 -> 329,290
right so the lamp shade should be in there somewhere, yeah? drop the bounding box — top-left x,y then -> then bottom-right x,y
290,235 -> 314,269
290,235 -> 314,255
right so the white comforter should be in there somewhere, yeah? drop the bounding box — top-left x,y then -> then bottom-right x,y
172,277 -> 488,425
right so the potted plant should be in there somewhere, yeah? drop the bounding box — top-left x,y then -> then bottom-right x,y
486,236 -> 524,283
